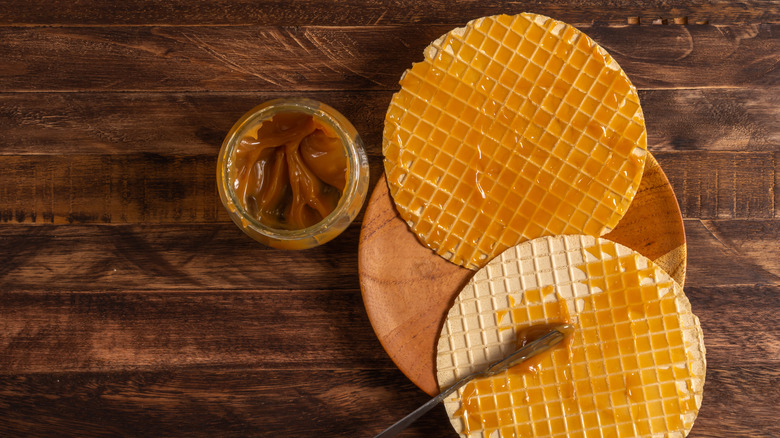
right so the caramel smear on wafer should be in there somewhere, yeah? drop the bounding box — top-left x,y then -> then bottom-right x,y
457,287 -> 573,435
383,13 -> 647,270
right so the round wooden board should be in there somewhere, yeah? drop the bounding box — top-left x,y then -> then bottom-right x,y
358,152 -> 686,396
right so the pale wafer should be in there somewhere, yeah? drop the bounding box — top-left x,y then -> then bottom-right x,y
383,13 -> 648,270
436,235 -> 705,437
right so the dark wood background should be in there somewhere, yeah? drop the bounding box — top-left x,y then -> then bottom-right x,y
1,1 -> 778,436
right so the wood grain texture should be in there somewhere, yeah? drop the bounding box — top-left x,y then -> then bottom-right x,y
0,24 -> 776,92
0,92 -> 392,156
359,180 -> 474,395
0,224 -> 363,291
0,366 -> 775,437
0,285 -> 777,436
0,0 -> 776,25
657,152 -> 777,219
0,368 -> 455,437
693,365 -> 780,438
684,285 -> 780,366
0,289 -> 390,374
0,220 -> 777,295
0,366 -> 776,437
0,151 -> 774,225
0,154 -> 385,225
686,284 -> 780,438
1,88 -> 776,156
685,219 -> 780,286
0,154 -> 227,224
641,88 -> 780,151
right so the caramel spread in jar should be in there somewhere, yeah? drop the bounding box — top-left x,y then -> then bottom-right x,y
230,111 -> 348,230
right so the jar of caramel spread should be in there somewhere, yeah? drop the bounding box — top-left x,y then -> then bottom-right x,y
217,99 -> 369,249
232,111 -> 347,230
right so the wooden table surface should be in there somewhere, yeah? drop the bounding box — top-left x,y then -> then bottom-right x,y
1,1 -> 778,437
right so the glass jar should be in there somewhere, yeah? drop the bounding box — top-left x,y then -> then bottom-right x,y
217,98 -> 369,249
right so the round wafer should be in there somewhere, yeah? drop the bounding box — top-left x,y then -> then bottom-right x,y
436,235 -> 705,437
383,13 -> 648,269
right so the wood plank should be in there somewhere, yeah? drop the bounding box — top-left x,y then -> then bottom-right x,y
0,24 -> 776,92
0,219 -> 778,291
0,151 -> 774,225
657,152 -> 776,219
1,283 -> 776,371
641,88 -> 780,151
0,224 -> 368,291
0,367 -> 776,437
1,88 -> 776,157
0,287 -> 780,437
0,91 -> 392,156
685,219 -> 780,286
583,23 -> 778,88
0,154 -> 384,224
0,368 -> 454,437
0,290 -> 395,374
684,285 -> 780,366
0,0 -> 775,26
0,154 -> 225,224
693,365 -> 780,438
0,26 -> 444,92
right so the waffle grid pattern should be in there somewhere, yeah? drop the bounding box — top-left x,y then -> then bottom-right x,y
383,13 -> 647,270
437,235 -> 705,438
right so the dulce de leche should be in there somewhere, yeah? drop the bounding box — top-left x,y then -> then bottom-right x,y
217,98 -> 369,250
231,111 -> 348,230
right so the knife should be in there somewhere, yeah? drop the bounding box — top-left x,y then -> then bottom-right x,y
374,323 -> 575,438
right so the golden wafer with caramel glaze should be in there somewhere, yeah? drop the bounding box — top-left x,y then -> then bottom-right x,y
436,235 -> 705,437
383,13 -> 647,269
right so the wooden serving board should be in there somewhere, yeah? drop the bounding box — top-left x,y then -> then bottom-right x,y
358,152 -> 686,396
